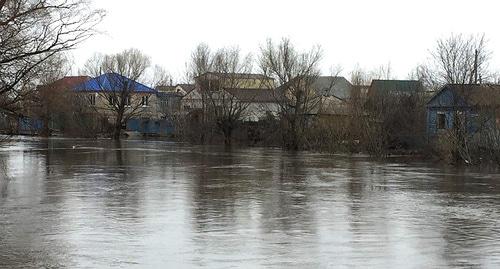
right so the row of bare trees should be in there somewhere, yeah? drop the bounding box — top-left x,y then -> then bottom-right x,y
174,33 -> 500,164
175,39 -> 327,148
173,44 -> 251,145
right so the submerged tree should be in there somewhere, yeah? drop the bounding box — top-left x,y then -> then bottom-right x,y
187,44 -> 257,145
201,47 -> 255,145
83,48 -> 153,140
259,38 -> 323,150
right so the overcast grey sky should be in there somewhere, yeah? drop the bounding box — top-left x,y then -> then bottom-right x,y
73,0 -> 500,80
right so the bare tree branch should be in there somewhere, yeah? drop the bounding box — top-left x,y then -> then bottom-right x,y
0,0 -> 104,114
259,38 -> 322,150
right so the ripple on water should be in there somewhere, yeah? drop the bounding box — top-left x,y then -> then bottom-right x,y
1,138 -> 500,268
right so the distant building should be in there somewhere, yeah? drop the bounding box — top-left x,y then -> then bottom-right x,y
311,76 -> 354,100
224,88 -> 279,121
157,91 -> 183,117
41,76 -> 92,91
426,84 -> 500,137
366,79 -> 425,114
156,83 -> 195,117
156,85 -> 176,93
368,79 -> 424,98
311,76 -> 354,116
174,84 -> 195,95
194,72 -> 275,90
181,72 -> 278,121
366,79 -> 427,149
72,73 -> 167,136
29,73 -> 176,136
2,76 -> 93,136
275,76 -> 355,117
73,73 -> 159,120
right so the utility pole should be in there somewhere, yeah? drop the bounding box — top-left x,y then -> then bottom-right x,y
474,49 -> 478,84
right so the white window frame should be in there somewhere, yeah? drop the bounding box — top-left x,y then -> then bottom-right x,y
89,93 -> 96,106
141,95 -> 149,107
125,96 -> 132,107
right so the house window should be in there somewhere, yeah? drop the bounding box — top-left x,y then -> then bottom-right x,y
89,94 -> 96,106
470,112 -> 479,129
109,96 -> 117,106
141,96 -> 149,107
437,112 -> 446,129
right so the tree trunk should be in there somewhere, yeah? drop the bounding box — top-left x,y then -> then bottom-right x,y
113,110 -> 124,140
113,124 -> 121,140
223,127 -> 232,146
288,116 -> 300,151
41,115 -> 50,137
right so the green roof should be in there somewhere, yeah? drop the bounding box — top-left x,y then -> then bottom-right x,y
369,80 -> 423,96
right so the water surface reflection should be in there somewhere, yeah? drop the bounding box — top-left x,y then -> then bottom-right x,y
0,138 -> 499,268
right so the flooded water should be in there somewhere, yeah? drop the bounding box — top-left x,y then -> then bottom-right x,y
0,138 -> 499,268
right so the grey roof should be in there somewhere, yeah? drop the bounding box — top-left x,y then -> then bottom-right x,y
157,91 -> 183,98
427,84 -> 500,107
156,85 -> 176,92
225,88 -> 278,103
176,84 -> 195,92
274,76 -> 354,100
311,76 -> 354,99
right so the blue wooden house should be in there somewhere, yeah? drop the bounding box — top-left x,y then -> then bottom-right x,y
426,84 -> 500,137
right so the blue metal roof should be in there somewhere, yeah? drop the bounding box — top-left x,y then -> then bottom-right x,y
73,73 -> 156,93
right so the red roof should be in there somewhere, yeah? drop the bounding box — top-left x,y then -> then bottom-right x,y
39,76 -> 92,91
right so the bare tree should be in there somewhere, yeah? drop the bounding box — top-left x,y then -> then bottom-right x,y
185,44 -> 256,145
423,34 -> 496,164
200,47 -> 255,145
188,43 -> 213,81
259,38 -> 322,150
150,65 -> 173,88
343,67 -> 370,150
409,34 -> 489,90
83,48 -> 153,140
428,33 -> 490,86
174,44 -> 215,144
350,65 -> 371,86
372,62 -> 393,80
33,54 -> 71,135
0,0 -> 104,114
350,63 -> 393,86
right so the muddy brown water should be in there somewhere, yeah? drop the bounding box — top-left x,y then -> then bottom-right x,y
0,137 -> 499,268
